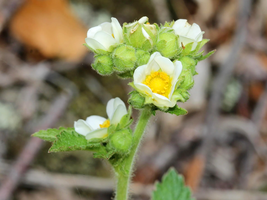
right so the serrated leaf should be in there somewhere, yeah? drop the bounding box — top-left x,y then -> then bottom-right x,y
166,105 -> 187,116
49,130 -> 88,153
32,127 -> 74,142
152,168 -> 194,200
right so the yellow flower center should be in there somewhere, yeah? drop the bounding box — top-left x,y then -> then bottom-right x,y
143,71 -> 171,97
99,119 -> 110,128
112,33 -> 115,38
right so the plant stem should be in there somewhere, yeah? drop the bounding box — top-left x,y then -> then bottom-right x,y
115,106 -> 152,200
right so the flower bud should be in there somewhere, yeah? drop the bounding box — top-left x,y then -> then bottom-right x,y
109,129 -> 132,154
123,16 -> 157,51
92,55 -> 113,75
156,28 -> 180,58
179,56 -> 197,75
128,90 -> 145,109
136,49 -> 150,66
112,44 -> 137,72
178,69 -> 194,90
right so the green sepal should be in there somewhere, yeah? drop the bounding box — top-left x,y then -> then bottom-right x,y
136,49 -> 150,66
181,42 -> 194,56
128,89 -> 145,109
92,54 -> 113,75
163,21 -> 175,28
191,39 -> 209,54
197,49 -> 216,61
117,71 -> 133,79
165,105 -> 188,116
107,129 -> 133,155
152,168 -> 194,200
112,44 -> 137,72
156,28 -> 180,58
179,56 -> 198,75
117,106 -> 133,130
179,69 -> 194,90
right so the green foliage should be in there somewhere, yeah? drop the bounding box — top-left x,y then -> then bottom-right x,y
152,168 -> 194,200
32,127 -> 74,142
166,105 -> 187,116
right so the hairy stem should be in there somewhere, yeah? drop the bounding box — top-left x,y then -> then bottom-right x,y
115,106 -> 152,200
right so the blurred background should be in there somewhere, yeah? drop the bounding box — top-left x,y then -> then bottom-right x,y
0,0 -> 267,199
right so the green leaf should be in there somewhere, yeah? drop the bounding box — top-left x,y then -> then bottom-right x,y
49,130 -> 87,152
32,127 -> 74,142
152,168 -> 194,200
166,105 -> 187,116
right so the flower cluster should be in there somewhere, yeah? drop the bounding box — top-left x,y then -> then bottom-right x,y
80,16 -> 214,141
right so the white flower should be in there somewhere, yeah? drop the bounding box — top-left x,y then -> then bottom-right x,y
85,17 -> 123,52
172,19 -> 204,50
133,52 -> 183,108
74,97 -> 127,140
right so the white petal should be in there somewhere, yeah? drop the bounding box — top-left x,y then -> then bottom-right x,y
106,97 -> 126,120
172,19 -> 191,36
179,36 -> 195,47
147,52 -> 161,64
110,104 -> 127,125
86,128 -> 108,140
142,27 -> 150,40
86,115 -> 107,130
93,31 -> 117,50
146,52 -> 162,73
168,61 -> 183,98
87,26 -> 102,38
152,93 -> 175,107
134,83 -> 153,96
133,65 -> 147,83
74,119 -> 93,136
155,56 -> 174,75
191,31 -> 205,50
138,16 -> 148,24
99,22 -> 112,34
186,23 -> 202,39
85,38 -> 107,51
111,17 -> 123,43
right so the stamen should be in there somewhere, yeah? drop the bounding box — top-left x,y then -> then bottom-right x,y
100,119 -> 110,128
143,71 -> 171,97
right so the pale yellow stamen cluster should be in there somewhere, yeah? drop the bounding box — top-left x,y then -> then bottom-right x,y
143,71 -> 171,97
100,119 -> 110,128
